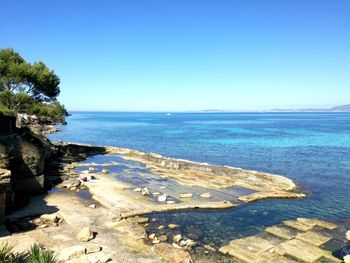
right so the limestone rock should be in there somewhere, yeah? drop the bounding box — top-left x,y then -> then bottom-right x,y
77,226 -> 94,242
152,243 -> 192,263
200,192 -> 212,198
40,213 -> 61,225
101,168 -> 109,174
59,246 -> 86,261
86,244 -> 102,254
87,252 -> 111,263
141,187 -> 150,196
179,193 -> 192,198
168,224 -> 179,229
149,233 -> 156,240
62,178 -> 81,189
173,234 -> 182,243
159,235 -> 168,241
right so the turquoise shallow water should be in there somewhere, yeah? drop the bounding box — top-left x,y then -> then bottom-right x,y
49,112 -> 350,245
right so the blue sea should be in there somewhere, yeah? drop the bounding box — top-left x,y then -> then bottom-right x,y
49,112 -> 350,246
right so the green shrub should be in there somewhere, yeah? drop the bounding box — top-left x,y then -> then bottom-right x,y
0,242 -> 27,263
27,244 -> 58,263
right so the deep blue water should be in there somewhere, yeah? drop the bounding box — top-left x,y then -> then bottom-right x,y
49,112 -> 350,245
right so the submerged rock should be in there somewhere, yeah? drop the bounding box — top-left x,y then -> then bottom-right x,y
179,193 -> 193,198
200,192 -> 212,198
168,224 -> 179,229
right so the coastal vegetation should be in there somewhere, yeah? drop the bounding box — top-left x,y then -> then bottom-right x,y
0,48 -> 67,123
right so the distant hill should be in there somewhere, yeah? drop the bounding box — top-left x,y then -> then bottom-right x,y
329,104 -> 350,111
199,104 -> 350,113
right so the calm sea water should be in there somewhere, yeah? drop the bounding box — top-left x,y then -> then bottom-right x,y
49,112 -> 350,245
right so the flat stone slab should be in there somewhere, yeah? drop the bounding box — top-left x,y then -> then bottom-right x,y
297,218 -> 338,230
277,239 -> 341,263
283,220 -> 315,232
265,226 -> 297,240
296,231 -> 332,247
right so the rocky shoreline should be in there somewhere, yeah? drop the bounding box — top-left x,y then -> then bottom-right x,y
1,114 -> 349,262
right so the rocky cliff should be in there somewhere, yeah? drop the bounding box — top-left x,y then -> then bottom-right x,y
0,114 -> 56,222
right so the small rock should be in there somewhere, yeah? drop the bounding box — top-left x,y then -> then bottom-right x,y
89,204 -> 97,209
179,193 -> 192,198
173,234 -> 182,243
87,252 -> 111,263
151,218 -> 159,222
135,217 -> 149,224
133,187 -> 142,192
88,167 -> 96,173
180,239 -> 197,249
40,213 -> 60,225
159,235 -> 168,241
158,195 -> 167,202
141,187 -> 150,196
269,248 -> 275,254
167,200 -> 175,204
346,230 -> 350,241
76,226 -> 94,242
204,244 -> 216,252
172,243 -> 182,249
86,244 -> 102,254
200,192 -> 212,198
152,237 -> 161,244
158,225 -> 165,230
152,243 -> 192,263
344,255 -> 350,263
59,246 -> 86,261
149,233 -> 156,240
101,168 -> 109,174
168,224 -> 179,229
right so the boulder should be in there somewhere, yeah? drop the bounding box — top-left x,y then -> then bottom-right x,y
152,243 -> 192,263
77,226 -> 94,242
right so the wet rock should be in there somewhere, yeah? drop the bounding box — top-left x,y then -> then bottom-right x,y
152,243 -> 192,263
168,224 -> 179,229
179,193 -> 193,198
159,235 -> 168,241
77,226 -> 94,242
200,192 -> 212,198
173,234 -> 182,243
101,168 -> 109,174
204,244 -> 216,252
141,187 -> 150,196
180,239 -> 197,249
59,245 -> 86,261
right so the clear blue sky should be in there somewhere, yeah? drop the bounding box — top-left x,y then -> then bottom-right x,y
1,0 -> 349,111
